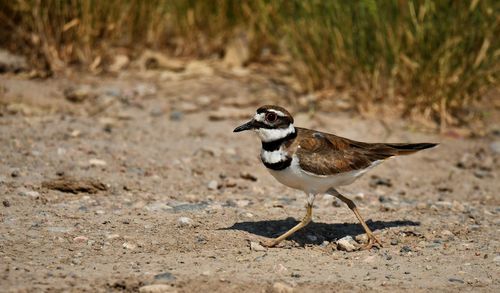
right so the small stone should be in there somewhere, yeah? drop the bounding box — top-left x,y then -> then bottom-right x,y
434,201 -> 452,209
235,199 -> 250,208
448,278 -> 464,284
169,111 -> 183,121
306,234 -> 318,242
272,282 -> 294,293
18,189 -> 40,198
134,83 -> 157,97
89,159 -> 107,167
106,234 -> 120,240
426,265 -> 433,270
291,272 -> 301,278
390,239 -> 399,246
108,54 -> 129,72
274,263 -> 288,274
154,272 -> 176,282
207,180 -> 219,190
239,212 -> 254,219
47,226 -> 73,233
441,230 -> 454,237
337,236 -> 358,252
250,241 -> 266,251
144,202 -> 173,212
139,284 -> 177,293
177,217 -> 193,227
473,169 -> 491,179
224,179 -> 237,188
122,242 -> 137,250
73,236 -> 88,243
11,170 -> 20,177
240,172 -> 257,181
493,255 -> 500,262
370,175 -> 392,187
64,85 -> 94,103
400,246 -> 412,253
490,141 -> 500,154
2,200 -> 10,207
355,234 -> 368,243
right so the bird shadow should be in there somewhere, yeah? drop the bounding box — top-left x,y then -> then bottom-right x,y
221,217 -> 420,246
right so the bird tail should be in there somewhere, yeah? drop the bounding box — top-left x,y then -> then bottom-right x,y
384,143 -> 438,155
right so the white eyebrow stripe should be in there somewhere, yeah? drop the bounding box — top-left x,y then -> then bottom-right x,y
254,113 -> 265,122
267,109 -> 286,117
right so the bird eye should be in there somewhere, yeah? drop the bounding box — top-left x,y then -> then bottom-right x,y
265,112 -> 277,122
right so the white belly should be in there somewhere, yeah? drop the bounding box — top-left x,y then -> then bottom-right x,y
267,155 -> 378,194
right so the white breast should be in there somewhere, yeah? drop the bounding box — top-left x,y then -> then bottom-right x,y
267,155 -> 380,194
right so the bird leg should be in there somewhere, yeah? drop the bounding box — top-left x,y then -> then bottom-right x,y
261,194 -> 315,247
329,189 -> 382,250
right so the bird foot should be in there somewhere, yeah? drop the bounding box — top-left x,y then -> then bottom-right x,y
260,240 -> 279,248
360,234 -> 383,250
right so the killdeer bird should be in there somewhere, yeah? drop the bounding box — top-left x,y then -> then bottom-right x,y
234,105 -> 437,249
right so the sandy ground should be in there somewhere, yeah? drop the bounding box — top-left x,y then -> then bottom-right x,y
0,69 -> 499,292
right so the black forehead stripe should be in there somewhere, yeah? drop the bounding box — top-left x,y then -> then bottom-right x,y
262,156 -> 292,170
261,130 -> 297,151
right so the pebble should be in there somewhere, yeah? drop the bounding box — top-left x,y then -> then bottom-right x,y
134,83 -> 157,97
250,241 -> 266,252
154,272 -> 176,282
169,111 -> 183,121
122,242 -> 137,250
355,234 -> 368,243
400,246 -> 412,253
306,234 -> 318,242
3,200 -> 10,207
390,239 -> 399,246
139,284 -> 177,293
490,141 -> 500,154
47,226 -> 73,233
370,175 -> 392,187
272,282 -> 294,293
144,202 -> 173,212
64,85 -> 94,103
88,159 -> 107,167
274,263 -> 288,274
240,172 -> 257,181
493,255 -> 500,263
73,236 -> 88,243
177,217 -> 193,227
18,189 -> 40,198
207,180 -> 219,190
239,212 -> 254,219
441,230 -> 454,237
448,278 -> 464,284
336,236 -> 358,252
234,199 -> 250,208
172,202 -> 208,212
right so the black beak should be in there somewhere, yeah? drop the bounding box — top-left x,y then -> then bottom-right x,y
233,120 -> 257,132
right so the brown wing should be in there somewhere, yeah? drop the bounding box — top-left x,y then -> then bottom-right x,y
295,128 -> 436,176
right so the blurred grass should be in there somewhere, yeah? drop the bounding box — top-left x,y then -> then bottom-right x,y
0,0 -> 498,126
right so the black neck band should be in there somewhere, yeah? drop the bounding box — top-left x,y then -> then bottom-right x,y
261,128 -> 297,151
262,156 -> 292,170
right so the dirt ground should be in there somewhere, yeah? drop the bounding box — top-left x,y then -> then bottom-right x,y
0,66 -> 499,292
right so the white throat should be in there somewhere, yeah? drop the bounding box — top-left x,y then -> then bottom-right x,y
255,124 -> 295,142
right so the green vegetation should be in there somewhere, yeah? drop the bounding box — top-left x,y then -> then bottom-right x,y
1,0 -> 498,125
